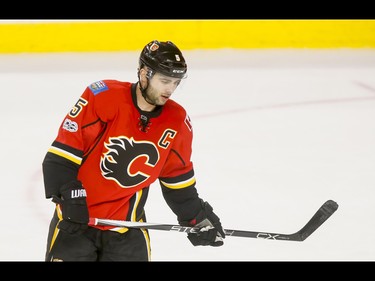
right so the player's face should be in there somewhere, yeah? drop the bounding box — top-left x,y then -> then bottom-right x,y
146,72 -> 181,106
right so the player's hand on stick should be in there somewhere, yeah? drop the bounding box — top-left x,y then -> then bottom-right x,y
180,200 -> 225,247
52,180 -> 89,235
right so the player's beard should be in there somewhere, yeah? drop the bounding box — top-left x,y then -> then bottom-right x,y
144,86 -> 167,106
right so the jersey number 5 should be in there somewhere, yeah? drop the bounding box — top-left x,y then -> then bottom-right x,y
69,97 -> 88,118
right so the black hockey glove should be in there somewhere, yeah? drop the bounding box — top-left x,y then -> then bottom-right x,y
179,200 -> 225,247
52,180 -> 89,235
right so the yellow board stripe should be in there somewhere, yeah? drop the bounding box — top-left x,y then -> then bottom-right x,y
0,20 -> 375,53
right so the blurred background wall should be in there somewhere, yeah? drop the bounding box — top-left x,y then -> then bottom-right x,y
0,19 -> 374,53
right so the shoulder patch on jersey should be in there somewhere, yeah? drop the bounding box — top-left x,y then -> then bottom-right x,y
88,80 -> 109,95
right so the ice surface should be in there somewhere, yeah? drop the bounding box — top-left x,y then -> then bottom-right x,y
1,49 -> 375,261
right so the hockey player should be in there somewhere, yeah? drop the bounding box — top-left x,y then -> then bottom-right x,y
42,40 -> 225,261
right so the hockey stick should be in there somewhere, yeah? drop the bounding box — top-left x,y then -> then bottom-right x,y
89,199 -> 338,242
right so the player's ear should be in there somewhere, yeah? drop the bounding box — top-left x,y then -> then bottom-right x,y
138,67 -> 147,83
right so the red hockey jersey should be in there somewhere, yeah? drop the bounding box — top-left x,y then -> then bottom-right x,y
43,80 -> 199,230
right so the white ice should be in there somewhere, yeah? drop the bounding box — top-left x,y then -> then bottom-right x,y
1,49 -> 375,261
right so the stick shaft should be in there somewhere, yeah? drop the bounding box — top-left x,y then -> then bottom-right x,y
89,200 -> 338,242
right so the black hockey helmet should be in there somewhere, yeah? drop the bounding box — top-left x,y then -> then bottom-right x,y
139,40 -> 187,79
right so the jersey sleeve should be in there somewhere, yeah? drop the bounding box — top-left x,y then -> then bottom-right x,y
42,81 -> 108,198
159,113 -> 202,222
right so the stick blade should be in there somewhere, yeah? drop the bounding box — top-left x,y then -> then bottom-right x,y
295,199 -> 338,241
